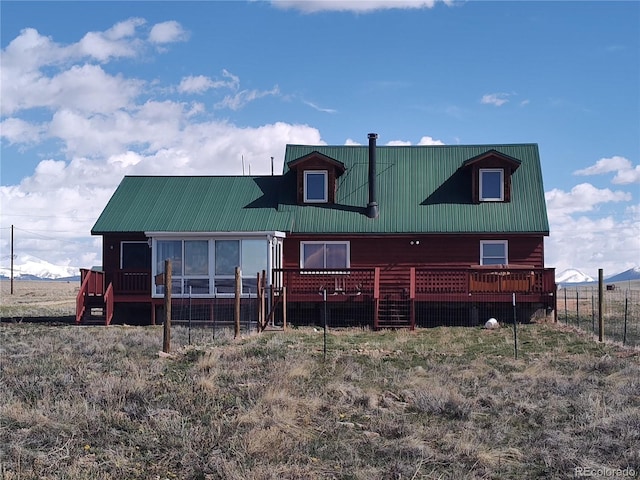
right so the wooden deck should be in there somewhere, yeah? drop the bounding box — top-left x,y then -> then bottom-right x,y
76,266 -> 556,328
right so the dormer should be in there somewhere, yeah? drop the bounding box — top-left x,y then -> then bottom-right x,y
463,150 -> 521,203
287,152 -> 346,205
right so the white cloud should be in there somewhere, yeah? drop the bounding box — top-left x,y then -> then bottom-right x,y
545,183 -> 631,216
480,93 -> 511,107
270,0 -> 450,13
0,118 -> 46,144
76,18 -> 146,61
574,155 -> 631,175
178,75 -> 216,94
215,85 -> 281,111
574,156 -> 640,185
178,70 -> 240,94
417,136 -> 445,146
148,21 -> 188,44
612,165 -> 640,185
303,100 -> 337,114
544,183 -> 638,276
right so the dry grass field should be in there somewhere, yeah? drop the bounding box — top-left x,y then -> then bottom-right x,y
1,280 -> 639,479
0,280 -> 78,320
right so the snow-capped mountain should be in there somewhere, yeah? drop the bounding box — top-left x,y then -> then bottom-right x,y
606,267 -> 640,283
0,255 -> 80,280
555,268 -> 595,284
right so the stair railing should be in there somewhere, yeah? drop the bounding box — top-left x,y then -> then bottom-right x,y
105,283 -> 114,325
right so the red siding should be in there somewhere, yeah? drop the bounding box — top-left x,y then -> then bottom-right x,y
284,234 -> 545,269
102,233 -> 149,284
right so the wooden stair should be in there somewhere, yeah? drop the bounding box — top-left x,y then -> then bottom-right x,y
376,268 -> 413,329
76,269 -> 114,325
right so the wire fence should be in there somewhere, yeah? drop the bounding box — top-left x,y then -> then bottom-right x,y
160,288 -> 553,344
557,287 -> 640,347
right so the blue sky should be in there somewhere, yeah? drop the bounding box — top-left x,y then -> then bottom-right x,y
1,0 -> 638,278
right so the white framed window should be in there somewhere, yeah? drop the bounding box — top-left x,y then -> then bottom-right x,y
480,240 -> 508,266
153,238 -> 268,297
300,241 -> 350,269
303,170 -> 328,203
479,168 -> 504,201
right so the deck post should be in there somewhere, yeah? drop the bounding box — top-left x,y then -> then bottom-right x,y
163,260 -> 172,353
282,286 -> 287,331
410,267 -> 416,330
373,267 -> 380,330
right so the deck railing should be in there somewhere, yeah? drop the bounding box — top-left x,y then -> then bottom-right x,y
112,270 -> 151,295
273,268 -> 376,298
273,266 -> 556,300
106,267 -> 555,299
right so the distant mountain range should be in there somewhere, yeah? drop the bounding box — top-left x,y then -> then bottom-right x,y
0,256 -> 81,281
556,269 -> 595,284
556,266 -> 640,285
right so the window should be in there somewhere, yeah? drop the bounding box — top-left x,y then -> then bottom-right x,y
156,240 -> 183,295
214,239 -> 267,294
304,171 -> 328,203
120,242 -> 151,269
154,238 -> 272,297
301,242 -> 350,269
184,240 -> 209,294
479,169 -> 504,201
480,241 -> 508,265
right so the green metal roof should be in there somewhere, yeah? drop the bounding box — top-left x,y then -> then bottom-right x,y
280,143 -> 549,234
92,176 -> 293,234
92,144 -> 549,235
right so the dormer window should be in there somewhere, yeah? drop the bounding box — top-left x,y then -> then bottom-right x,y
479,168 -> 504,201
304,170 -> 328,203
287,152 -> 346,205
463,150 -> 521,204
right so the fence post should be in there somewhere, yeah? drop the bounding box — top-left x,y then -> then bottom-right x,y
512,293 -> 518,360
563,288 -> 567,323
163,259 -> 172,353
323,287 -> 328,361
576,289 -> 580,327
598,269 -> 604,342
188,285 -> 192,346
623,294 -> 628,346
235,266 -> 241,339
256,272 -> 262,332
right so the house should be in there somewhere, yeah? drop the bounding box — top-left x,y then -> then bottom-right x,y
78,134 -> 556,328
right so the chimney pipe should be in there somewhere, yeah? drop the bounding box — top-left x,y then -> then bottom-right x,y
366,133 -> 379,219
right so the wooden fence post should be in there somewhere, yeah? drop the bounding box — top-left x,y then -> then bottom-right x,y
235,266 -> 241,339
598,268 -> 604,342
257,272 -> 262,332
163,259 -> 172,353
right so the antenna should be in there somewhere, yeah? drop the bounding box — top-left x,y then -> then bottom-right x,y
271,156 -> 274,176
242,155 -> 245,176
